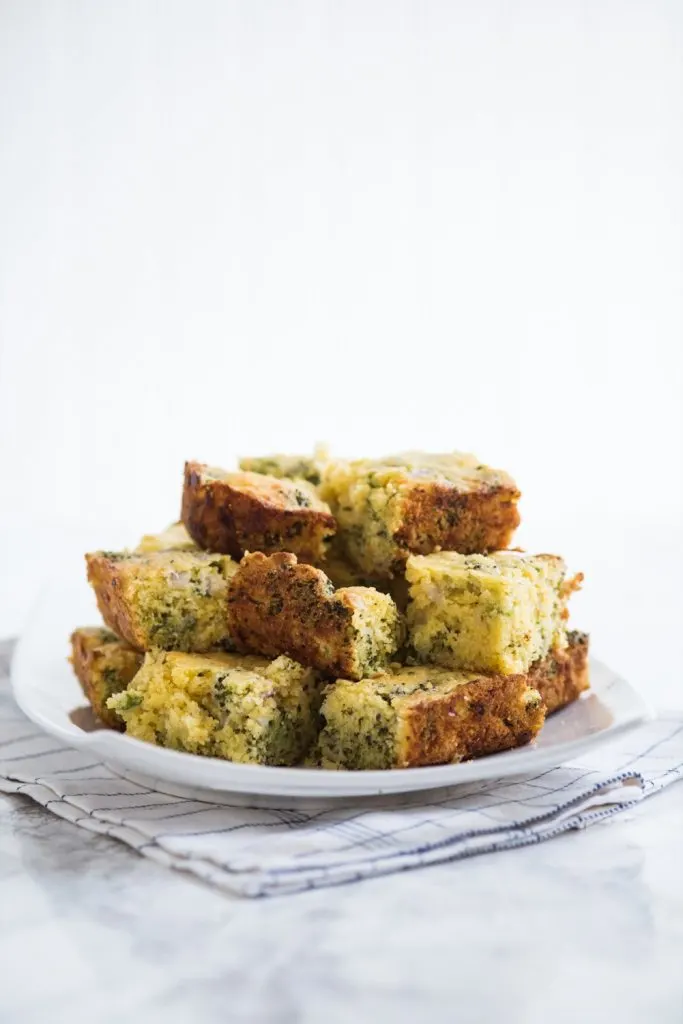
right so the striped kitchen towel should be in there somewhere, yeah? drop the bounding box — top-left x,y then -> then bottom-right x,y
1,641 -> 681,897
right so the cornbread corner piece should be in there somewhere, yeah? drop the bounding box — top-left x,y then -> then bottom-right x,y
135,521 -> 197,553
69,627 -> 143,730
406,550 -> 582,675
107,650 -> 322,766
238,445 -> 330,487
85,548 -> 238,652
318,663 -> 546,770
182,461 -> 336,563
321,451 -> 521,579
536,630 -> 590,714
227,552 -> 405,681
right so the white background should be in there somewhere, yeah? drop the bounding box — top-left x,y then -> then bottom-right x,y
1,1 -> 681,704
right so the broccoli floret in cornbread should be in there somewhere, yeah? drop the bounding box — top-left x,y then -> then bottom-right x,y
86,549 -> 238,652
227,552 -> 404,681
318,661 -> 547,770
537,631 -> 590,714
321,451 -> 520,579
182,461 -> 336,563
406,550 -> 582,675
108,650 -> 322,766
135,522 -> 197,553
238,448 -> 329,487
69,627 -> 143,730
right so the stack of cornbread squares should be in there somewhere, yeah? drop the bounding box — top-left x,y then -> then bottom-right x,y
70,450 -> 588,770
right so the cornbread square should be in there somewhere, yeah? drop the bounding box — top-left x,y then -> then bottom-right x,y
135,521 -> 197,553
86,549 -> 238,652
182,461 -> 336,563
537,631 -> 590,714
318,662 -> 546,770
69,627 -> 143,730
238,447 -> 329,487
107,650 -> 322,766
227,552 -> 404,680
406,550 -> 581,675
321,451 -> 520,578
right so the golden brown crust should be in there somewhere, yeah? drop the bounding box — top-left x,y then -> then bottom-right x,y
85,555 -> 145,649
395,481 -> 521,561
182,462 -> 336,563
69,627 -> 142,730
395,635 -> 588,767
86,549 -> 236,653
397,674 -> 544,767
534,631 -> 590,714
227,552 -> 400,680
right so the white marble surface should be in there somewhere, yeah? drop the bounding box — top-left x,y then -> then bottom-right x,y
1,781 -> 682,1023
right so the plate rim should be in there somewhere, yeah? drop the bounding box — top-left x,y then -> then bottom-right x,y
10,599 -> 655,797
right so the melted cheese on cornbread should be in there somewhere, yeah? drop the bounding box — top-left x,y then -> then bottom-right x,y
108,650 -> 322,766
406,550 -> 570,675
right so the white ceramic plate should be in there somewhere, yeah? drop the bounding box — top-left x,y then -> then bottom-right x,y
11,571 -> 653,798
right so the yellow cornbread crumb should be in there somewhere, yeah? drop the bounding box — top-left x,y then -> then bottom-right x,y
406,550 -> 581,674
108,650 -> 322,766
321,451 -> 520,579
86,548 -> 239,652
238,445 -> 330,487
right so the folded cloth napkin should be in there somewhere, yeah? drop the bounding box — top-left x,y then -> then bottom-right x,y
1,640 -> 681,897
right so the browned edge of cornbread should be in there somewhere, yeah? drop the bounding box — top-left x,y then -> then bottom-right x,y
395,673 -> 544,768
69,627 -> 143,730
394,479 -> 521,564
85,554 -> 145,649
227,551 -> 400,680
534,630 -> 590,715
181,461 -> 336,562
